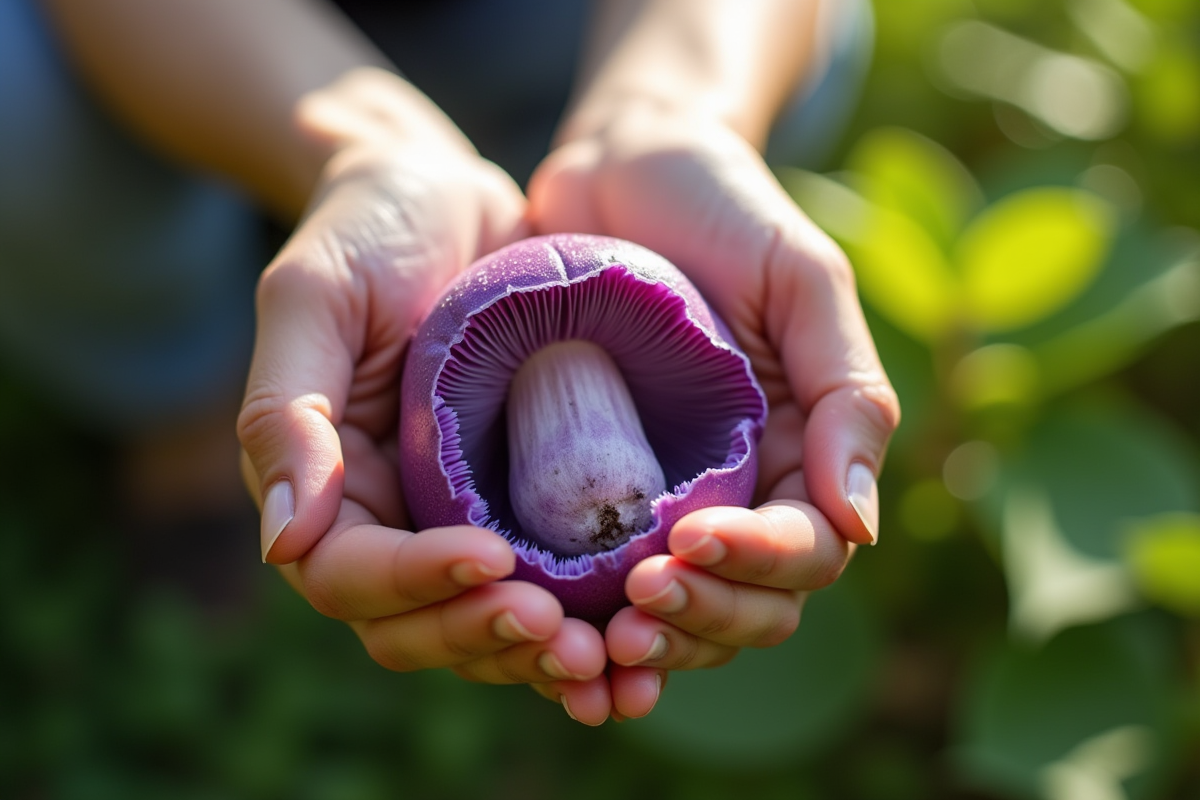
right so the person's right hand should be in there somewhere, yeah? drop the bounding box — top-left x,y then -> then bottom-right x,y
236,70 -> 609,713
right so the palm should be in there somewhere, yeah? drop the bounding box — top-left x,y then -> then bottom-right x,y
528,117 -> 816,505
246,145 -> 528,541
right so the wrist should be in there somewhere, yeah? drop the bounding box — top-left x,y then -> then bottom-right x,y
556,89 -> 737,150
557,0 -> 823,154
291,68 -> 478,210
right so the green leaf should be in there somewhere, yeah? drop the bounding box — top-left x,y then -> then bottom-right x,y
1001,484 -> 1140,644
951,343 -> 1041,411
1000,402 -> 1200,641
777,167 -> 872,244
854,205 -> 961,342
952,620 -> 1171,800
623,576 -> 879,768
957,188 -> 1115,332
1032,241 -> 1200,396
846,126 -> 984,252
1023,403 -> 1200,560
779,168 -> 959,343
861,306 -> 938,455
1124,513 -> 1200,617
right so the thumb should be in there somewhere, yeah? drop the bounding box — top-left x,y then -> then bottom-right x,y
526,138 -> 605,235
238,257 -> 353,564
769,226 -> 901,547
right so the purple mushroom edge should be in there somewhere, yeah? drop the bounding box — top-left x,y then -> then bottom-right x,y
399,233 -> 768,622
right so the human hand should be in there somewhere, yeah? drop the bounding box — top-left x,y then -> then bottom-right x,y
526,104 -> 900,721
237,70 -> 608,702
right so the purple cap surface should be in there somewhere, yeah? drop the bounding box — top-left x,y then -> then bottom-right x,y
399,234 -> 767,621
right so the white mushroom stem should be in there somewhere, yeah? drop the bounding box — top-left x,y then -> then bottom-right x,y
507,340 -> 666,556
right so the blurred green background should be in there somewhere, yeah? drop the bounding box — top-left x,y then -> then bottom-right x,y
3,0 -> 1199,798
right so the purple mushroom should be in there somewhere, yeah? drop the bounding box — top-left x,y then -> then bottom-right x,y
399,234 -> 767,622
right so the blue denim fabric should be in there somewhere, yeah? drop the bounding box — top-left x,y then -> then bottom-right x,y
0,0 -> 262,431
0,0 -> 871,433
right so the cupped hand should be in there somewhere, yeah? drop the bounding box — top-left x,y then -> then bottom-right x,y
527,105 -> 900,721
237,79 -> 608,702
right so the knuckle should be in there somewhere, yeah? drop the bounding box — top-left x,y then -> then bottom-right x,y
752,599 -> 801,648
438,605 -> 479,662
707,647 -> 740,668
816,242 -> 856,288
671,634 -> 704,670
494,658 -> 528,686
390,541 -> 436,610
809,551 -> 849,591
739,543 -> 781,587
301,572 -> 358,621
363,632 -> 419,673
236,393 -> 285,454
788,223 -> 856,288
698,587 -> 741,640
255,256 -> 320,308
856,382 -> 902,438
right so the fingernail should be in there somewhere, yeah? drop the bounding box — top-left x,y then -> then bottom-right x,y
846,462 -> 879,545
450,560 -> 507,586
625,672 -> 665,720
493,610 -> 543,643
538,651 -> 582,681
560,695 -> 579,723
560,695 -> 603,727
561,695 -> 600,724
261,480 -> 294,562
647,672 -> 664,715
634,633 -> 669,665
674,534 -> 727,567
636,579 -> 687,614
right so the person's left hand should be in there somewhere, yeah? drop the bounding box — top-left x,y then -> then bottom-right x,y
524,104 -> 900,722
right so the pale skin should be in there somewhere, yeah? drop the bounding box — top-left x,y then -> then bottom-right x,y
44,0 -> 899,724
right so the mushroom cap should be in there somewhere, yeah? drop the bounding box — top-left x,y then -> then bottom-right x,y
400,234 -> 767,621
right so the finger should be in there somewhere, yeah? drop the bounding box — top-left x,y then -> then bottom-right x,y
605,605 -> 741,670
753,401 -> 809,505
667,503 -> 851,591
238,246 -> 356,564
528,676 -> 613,726
764,221 -> 901,546
353,581 -> 564,672
609,665 -> 665,721
296,517 -> 515,621
623,556 -> 804,650
803,383 -> 899,546
452,618 -> 607,685
555,676 -> 613,727
338,422 -> 406,529
526,139 -> 604,235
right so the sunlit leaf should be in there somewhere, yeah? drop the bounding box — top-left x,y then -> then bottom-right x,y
1033,238 -> 1200,395
957,188 -> 1114,331
846,126 -> 983,251
1135,42 -> 1200,145
855,206 -> 960,342
899,478 -> 961,540
862,306 -> 938,454
999,403 -> 1200,641
1022,403 -> 1200,559
624,577 -> 878,768
1001,485 -> 1140,643
780,169 -> 959,343
951,343 -> 1041,411
952,620 -> 1171,800
1124,513 -> 1200,617
778,167 -> 872,243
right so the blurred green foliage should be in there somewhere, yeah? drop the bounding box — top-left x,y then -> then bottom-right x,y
3,0 -> 1200,798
